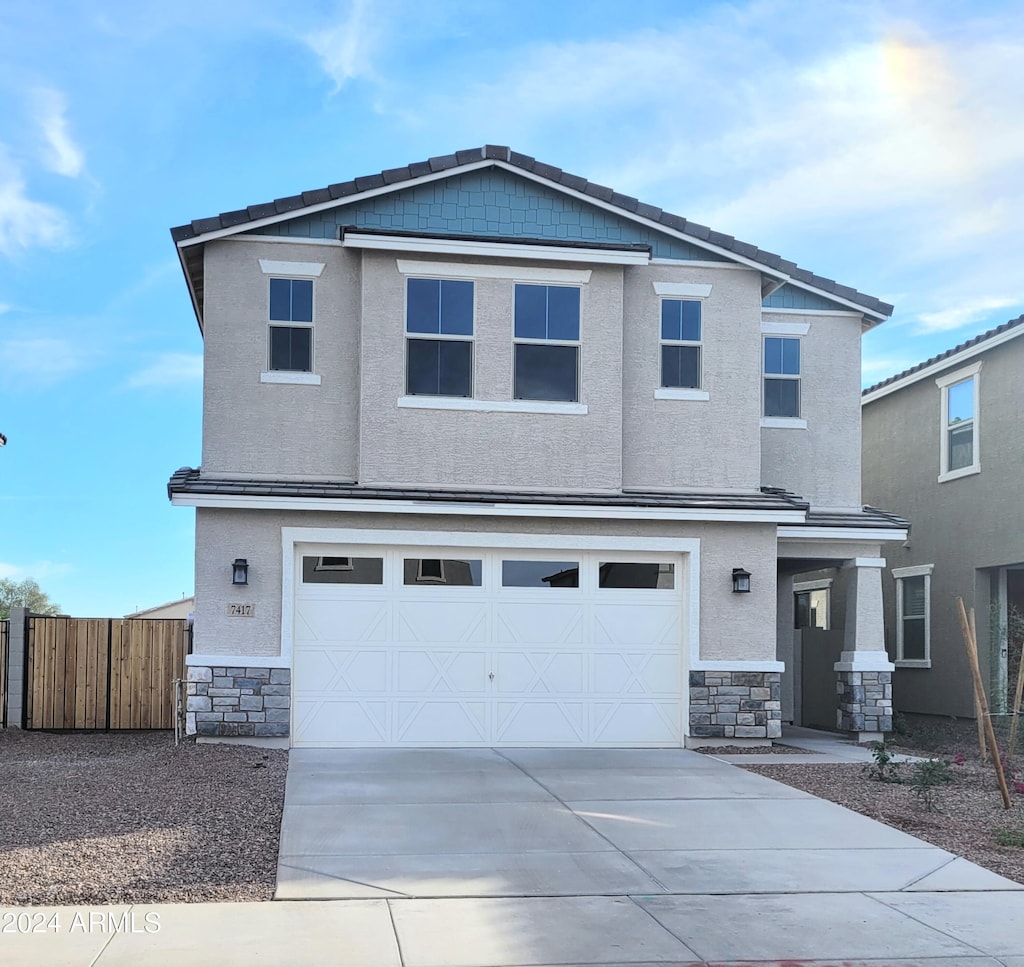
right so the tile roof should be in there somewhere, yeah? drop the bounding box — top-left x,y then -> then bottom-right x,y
169,145 -> 893,319
863,314 -> 1024,396
166,468 -> 907,531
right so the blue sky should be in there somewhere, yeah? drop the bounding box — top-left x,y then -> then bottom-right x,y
1,0 -> 1022,617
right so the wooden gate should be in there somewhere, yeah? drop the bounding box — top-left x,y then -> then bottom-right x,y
25,617 -> 191,730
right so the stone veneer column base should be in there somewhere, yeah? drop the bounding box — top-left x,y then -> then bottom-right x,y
687,670 -> 782,744
836,670 -> 892,737
186,665 -> 291,739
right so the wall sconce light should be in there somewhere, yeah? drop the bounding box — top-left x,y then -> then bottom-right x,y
732,567 -> 751,593
232,558 -> 249,585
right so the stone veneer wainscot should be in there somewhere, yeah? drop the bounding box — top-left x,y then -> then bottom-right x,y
689,670 -> 782,739
836,670 -> 893,734
186,665 -> 291,738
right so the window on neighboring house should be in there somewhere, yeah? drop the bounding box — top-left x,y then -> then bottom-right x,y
937,364 -> 981,480
660,299 -> 702,389
268,278 -> 314,372
513,284 -> 580,402
764,336 -> 800,417
893,565 -> 933,665
406,278 -> 474,397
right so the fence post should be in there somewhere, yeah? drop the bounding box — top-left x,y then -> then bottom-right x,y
5,607 -> 28,728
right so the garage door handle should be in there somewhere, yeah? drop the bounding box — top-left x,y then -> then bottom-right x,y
488,672 -> 495,681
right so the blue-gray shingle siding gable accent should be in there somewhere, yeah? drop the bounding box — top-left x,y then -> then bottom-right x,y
244,169 -> 726,262
762,285 -> 854,312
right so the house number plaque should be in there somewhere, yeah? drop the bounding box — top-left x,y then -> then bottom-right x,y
227,603 -> 255,617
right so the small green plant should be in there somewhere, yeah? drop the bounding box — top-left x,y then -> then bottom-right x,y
910,758 -> 954,812
863,740 -> 902,783
891,711 -> 910,737
997,808 -> 1024,847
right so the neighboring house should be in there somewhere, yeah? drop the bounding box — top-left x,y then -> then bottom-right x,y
862,316 -> 1024,719
125,596 -> 195,620
168,145 -> 907,749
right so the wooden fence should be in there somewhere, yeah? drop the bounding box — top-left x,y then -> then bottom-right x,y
24,617 -> 191,730
0,619 -> 8,727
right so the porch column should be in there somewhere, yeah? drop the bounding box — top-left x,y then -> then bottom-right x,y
834,558 -> 894,742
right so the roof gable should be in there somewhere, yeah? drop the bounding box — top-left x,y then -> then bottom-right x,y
248,167 -> 724,262
171,145 -> 894,327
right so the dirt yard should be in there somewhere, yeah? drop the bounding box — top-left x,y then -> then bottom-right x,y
746,714 -> 1024,885
0,730 -> 288,904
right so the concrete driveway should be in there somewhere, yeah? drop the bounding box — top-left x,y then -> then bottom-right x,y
274,747 -> 1024,966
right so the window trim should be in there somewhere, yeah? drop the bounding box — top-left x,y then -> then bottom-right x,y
659,297 -> 703,392
893,564 -> 933,668
793,578 -> 831,630
512,283 -> 582,404
936,361 -> 982,483
404,276 -> 475,399
265,276 -> 317,377
762,334 -> 802,420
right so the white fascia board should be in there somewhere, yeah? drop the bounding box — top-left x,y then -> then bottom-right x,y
175,159 -> 496,248
347,232 -> 649,265
863,325 -> 1024,404
173,491 -> 806,523
775,279 -> 889,324
779,526 -> 909,542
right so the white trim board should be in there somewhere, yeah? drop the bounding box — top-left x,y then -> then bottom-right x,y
394,259 -> 591,284
258,259 -> 325,277
348,233 -> 648,265
863,325 -> 1024,403
778,526 -> 909,541
172,491 -> 807,523
653,282 -> 713,298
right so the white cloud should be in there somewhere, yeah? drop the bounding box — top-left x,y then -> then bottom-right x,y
916,297 -> 1020,334
0,336 -> 91,385
126,352 -> 202,390
0,146 -> 69,255
304,0 -> 378,90
33,88 -> 84,178
0,560 -> 72,581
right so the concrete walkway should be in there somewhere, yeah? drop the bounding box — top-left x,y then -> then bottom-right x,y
5,746 -> 1023,966
711,724 -> 928,764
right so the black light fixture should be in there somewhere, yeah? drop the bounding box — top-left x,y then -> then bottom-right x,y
232,558 -> 249,585
732,567 -> 751,593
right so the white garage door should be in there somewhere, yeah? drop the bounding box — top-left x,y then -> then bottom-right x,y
292,545 -> 685,747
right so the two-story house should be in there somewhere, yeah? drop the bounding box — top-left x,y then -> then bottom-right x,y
169,145 -> 907,749
862,316 -> 1024,720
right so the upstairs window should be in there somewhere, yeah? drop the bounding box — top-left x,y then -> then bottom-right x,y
660,299 -> 702,389
269,278 -> 313,372
763,336 -> 800,417
406,278 -> 474,397
514,284 -> 580,402
937,363 -> 981,481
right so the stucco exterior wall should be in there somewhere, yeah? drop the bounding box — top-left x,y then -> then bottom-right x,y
193,507 -> 778,664
862,335 -> 1024,718
621,264 -> 762,491
201,238 -> 360,480
760,311 -> 864,507
357,251 -> 624,490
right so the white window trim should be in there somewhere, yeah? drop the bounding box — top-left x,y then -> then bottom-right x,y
893,564 -> 933,668
936,361 -> 982,483
655,388 -> 709,402
397,396 -> 587,415
652,282 -> 713,298
396,258 -> 592,284
261,371 -> 322,385
404,277 -> 476,400
258,259 -> 325,277
513,283 -> 582,405
760,416 -> 807,429
761,320 -> 811,335
793,577 -> 833,592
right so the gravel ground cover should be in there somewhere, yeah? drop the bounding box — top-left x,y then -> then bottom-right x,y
744,715 -> 1024,885
0,730 -> 288,905
696,743 -> 816,755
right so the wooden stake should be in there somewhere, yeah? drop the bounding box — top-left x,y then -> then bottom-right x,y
958,597 -> 1012,809
1009,640 -> 1024,760
970,608 -> 988,764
